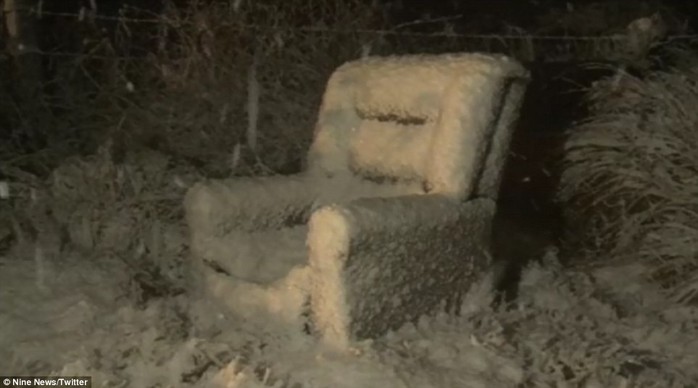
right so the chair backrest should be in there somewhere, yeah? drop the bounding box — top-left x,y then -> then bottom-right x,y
306,53 -> 529,202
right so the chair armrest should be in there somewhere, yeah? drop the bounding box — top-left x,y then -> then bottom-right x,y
308,194 -> 495,348
342,194 -> 493,241
184,173 -> 318,235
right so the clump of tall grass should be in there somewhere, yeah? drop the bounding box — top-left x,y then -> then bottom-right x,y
559,58 -> 698,304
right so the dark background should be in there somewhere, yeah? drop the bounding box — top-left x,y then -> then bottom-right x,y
50,0 -> 698,32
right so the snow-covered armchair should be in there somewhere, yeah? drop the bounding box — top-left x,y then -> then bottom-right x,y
184,53 -> 529,349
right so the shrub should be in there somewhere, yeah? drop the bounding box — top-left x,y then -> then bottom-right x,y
559,57 -> 698,303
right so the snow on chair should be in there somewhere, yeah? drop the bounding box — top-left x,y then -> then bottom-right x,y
184,53 -> 529,350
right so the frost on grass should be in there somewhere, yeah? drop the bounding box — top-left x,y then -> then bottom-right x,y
1,146 -> 696,387
192,249 -> 698,388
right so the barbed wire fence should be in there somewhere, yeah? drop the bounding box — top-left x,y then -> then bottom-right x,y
2,7 -> 698,62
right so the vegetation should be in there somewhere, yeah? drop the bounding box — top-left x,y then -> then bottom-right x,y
560,53 -> 698,303
0,0 -> 696,306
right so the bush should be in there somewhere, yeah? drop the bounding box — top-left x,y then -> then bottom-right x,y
559,57 -> 698,304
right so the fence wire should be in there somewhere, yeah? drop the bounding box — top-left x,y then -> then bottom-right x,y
1,7 -> 697,61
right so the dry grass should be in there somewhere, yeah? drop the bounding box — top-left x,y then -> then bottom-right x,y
559,58 -> 698,304
121,0 -> 386,177
0,0 -> 386,177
